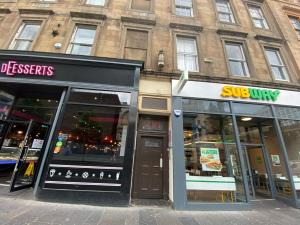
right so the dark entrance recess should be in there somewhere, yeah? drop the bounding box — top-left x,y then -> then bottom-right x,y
132,115 -> 169,199
0,83 -> 63,190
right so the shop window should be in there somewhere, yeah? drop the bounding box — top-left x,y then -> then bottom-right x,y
9,22 -> 41,51
131,0 -> 151,11
215,0 -> 235,23
86,0 -> 105,5
279,119 -> 300,199
50,89 -> 130,165
176,37 -> 199,72
247,5 -> 269,29
175,0 -> 193,17
67,25 -> 97,56
124,29 -> 148,62
184,114 -> 246,202
289,16 -> 300,38
265,48 -> 289,81
225,42 -> 250,77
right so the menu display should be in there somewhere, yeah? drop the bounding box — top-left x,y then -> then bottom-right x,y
200,148 -> 222,172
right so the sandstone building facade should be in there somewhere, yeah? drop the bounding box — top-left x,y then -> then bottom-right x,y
0,0 -> 300,210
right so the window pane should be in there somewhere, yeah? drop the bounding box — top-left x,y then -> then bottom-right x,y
266,50 -> 281,65
271,66 -> 284,80
249,6 -> 261,19
226,44 -> 243,60
279,120 -> 300,199
70,45 -> 92,55
86,0 -> 105,5
184,114 -> 246,203
51,104 -> 128,164
276,106 -> 300,120
74,27 -> 96,45
182,99 -> 231,113
19,24 -> 40,39
69,89 -> 131,106
229,61 -> 245,76
216,0 -> 230,13
13,40 -> 32,51
232,103 -> 272,117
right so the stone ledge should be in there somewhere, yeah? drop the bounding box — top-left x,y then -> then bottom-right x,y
169,22 -> 203,32
0,8 -> 11,14
121,16 -> 156,26
217,29 -> 248,38
70,11 -> 107,20
18,8 -> 54,15
255,34 -> 283,43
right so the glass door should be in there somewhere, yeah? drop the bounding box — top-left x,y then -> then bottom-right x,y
242,145 -> 272,199
9,121 -> 49,191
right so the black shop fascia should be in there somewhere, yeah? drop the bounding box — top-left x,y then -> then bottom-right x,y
0,50 -> 143,206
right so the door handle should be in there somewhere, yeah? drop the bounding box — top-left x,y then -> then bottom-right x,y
160,158 -> 163,168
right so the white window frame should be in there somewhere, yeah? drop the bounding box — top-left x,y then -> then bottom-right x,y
215,0 -> 235,23
85,0 -> 105,5
67,25 -> 97,56
176,36 -> 199,72
225,42 -> 250,77
265,48 -> 289,81
9,22 -> 41,51
175,0 -> 194,17
289,16 -> 300,37
248,5 -> 269,29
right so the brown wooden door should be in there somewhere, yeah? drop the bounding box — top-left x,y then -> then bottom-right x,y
133,134 -> 165,199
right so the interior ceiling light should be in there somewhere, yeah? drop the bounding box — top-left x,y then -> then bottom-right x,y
241,117 -> 252,121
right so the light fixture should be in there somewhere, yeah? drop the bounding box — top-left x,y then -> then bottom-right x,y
241,117 -> 252,122
158,50 -> 165,69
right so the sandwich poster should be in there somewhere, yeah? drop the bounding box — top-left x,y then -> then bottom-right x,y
200,148 -> 222,172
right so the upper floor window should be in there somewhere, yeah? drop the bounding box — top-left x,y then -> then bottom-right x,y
265,48 -> 289,81
124,29 -> 148,62
176,37 -> 199,72
86,0 -> 105,5
175,0 -> 193,17
248,5 -> 269,29
67,25 -> 97,56
225,42 -> 249,77
215,0 -> 235,23
289,16 -> 300,37
131,0 -> 151,11
9,22 -> 41,51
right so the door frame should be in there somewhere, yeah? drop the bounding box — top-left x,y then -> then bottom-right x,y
9,120 -> 50,192
132,115 -> 169,200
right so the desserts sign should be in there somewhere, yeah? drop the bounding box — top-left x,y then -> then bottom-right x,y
0,61 -> 54,77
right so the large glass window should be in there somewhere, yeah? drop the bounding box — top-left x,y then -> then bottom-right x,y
175,0 -> 193,17
67,25 -> 96,56
50,89 -> 130,165
215,0 -> 235,23
176,37 -> 199,72
265,48 -> 289,81
184,114 -> 245,202
9,22 -> 41,51
248,5 -> 269,29
225,42 -> 250,77
279,119 -> 300,199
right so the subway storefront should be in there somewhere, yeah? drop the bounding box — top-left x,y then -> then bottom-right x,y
172,80 -> 300,210
0,50 -> 142,205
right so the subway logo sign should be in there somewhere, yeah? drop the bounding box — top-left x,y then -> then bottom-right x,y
221,85 -> 280,102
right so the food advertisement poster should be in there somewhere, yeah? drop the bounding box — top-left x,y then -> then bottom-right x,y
200,148 -> 222,171
271,154 -> 280,166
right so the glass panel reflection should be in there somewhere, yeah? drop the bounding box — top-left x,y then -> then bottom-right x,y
52,105 -> 128,164
184,114 -> 245,203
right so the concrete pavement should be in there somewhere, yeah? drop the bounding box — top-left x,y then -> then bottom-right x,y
0,188 -> 299,225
